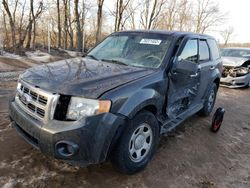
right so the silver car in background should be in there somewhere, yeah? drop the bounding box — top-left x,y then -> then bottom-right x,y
220,48 -> 250,88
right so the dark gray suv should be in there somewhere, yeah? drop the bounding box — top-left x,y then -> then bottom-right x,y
9,30 -> 222,174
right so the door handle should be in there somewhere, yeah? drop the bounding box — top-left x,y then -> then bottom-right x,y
210,66 -> 215,70
190,72 -> 199,78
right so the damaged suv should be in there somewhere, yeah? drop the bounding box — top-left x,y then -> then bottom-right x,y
9,31 -> 222,174
221,48 -> 250,88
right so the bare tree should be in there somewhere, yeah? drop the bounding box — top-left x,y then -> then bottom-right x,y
177,0 -> 192,31
22,1 -> 44,48
195,0 -> 226,33
26,0 -> 34,48
164,0 -> 178,30
2,0 -> 19,49
74,0 -> 83,51
18,0 -> 26,44
221,27 -> 234,46
68,1 -> 74,49
63,0 -> 68,49
114,0 -> 131,31
125,2 -> 140,30
2,7 -> 9,48
140,0 -> 165,29
0,0 -> 229,51
96,0 -> 105,44
57,0 -> 61,48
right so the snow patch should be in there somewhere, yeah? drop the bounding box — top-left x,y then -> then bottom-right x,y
25,51 -> 52,63
58,48 -> 82,57
1,51 -> 23,60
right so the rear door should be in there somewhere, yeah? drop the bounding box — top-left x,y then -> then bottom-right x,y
196,39 -> 217,100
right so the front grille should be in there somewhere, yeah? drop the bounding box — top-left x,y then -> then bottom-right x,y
15,81 -> 59,122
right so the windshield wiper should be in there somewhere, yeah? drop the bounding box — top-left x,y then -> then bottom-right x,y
101,59 -> 128,66
85,54 -> 99,61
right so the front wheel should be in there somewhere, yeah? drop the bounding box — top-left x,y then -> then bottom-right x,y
199,83 -> 218,117
111,111 -> 160,174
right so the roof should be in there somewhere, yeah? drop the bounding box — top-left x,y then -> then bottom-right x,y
115,29 -> 214,39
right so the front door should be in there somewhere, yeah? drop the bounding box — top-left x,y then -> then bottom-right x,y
167,38 -> 201,118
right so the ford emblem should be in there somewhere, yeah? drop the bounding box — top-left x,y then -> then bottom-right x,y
21,93 -> 32,104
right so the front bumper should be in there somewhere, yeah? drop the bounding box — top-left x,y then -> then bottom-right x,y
220,74 -> 250,88
9,100 -> 126,165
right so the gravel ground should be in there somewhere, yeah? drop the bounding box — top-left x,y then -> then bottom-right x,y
0,58 -> 249,188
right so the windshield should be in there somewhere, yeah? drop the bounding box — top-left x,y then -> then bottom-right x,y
87,33 -> 172,68
221,49 -> 250,58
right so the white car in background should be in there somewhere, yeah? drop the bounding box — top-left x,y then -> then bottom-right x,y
220,48 -> 250,88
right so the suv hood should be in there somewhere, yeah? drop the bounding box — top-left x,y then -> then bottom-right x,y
222,56 -> 249,67
20,57 -> 154,98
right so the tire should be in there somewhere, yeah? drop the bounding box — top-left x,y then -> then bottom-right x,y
111,111 -> 160,174
199,83 -> 218,117
210,107 -> 225,133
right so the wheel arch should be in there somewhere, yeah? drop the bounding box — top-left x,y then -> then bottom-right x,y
107,104 -> 160,160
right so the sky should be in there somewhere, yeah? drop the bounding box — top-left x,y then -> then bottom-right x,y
214,0 -> 250,43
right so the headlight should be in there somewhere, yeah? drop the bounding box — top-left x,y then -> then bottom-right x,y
17,82 -> 21,90
66,97 -> 111,120
236,67 -> 249,76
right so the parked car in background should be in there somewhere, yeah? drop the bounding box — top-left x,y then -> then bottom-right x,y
9,30 -> 222,174
220,48 -> 250,88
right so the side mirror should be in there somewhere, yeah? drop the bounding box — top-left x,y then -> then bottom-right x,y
82,48 -> 92,57
172,58 -> 198,74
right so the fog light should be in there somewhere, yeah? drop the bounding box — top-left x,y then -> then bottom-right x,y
55,141 -> 79,157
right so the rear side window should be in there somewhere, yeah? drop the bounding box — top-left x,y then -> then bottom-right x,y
179,39 -> 198,63
199,40 -> 210,62
207,39 -> 220,60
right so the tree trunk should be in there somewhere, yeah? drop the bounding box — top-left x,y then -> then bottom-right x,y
74,0 -> 83,51
2,0 -> 17,49
114,0 -> 119,31
26,18 -> 33,49
57,0 -> 61,48
68,0 -> 74,49
31,0 -> 36,49
2,11 -> 9,48
148,0 -> 157,29
96,0 -> 104,44
26,0 -> 34,49
63,0 -> 68,49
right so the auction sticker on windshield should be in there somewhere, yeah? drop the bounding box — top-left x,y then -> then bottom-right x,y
140,39 -> 162,45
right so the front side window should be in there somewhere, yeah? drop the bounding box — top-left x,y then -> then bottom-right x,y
178,39 -> 198,63
87,33 -> 172,68
199,40 -> 210,62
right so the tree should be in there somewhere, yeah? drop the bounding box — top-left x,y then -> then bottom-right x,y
114,0 -> 130,31
68,1 -> 74,49
139,0 -> 165,29
2,0 -> 19,49
57,0 -> 61,48
63,0 -> 68,49
74,0 -> 83,51
195,0 -> 227,33
221,27 -> 234,46
19,1 -> 44,48
96,0 -> 105,44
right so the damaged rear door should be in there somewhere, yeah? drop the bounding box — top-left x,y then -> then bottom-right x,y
167,38 -> 202,118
